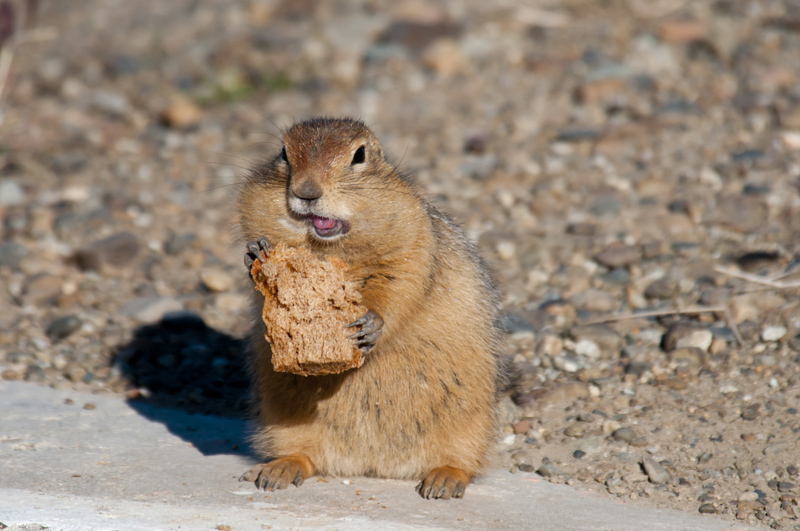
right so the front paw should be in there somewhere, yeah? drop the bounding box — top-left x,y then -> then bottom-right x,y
244,236 -> 271,281
346,310 -> 384,353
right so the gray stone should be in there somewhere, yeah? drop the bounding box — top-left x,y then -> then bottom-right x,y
661,322 -> 713,352
46,315 -> 82,340
571,325 -> 623,354
594,244 -> 641,269
536,382 -> 590,408
91,89 -> 130,117
164,233 -> 196,255
574,436 -> 603,455
711,195 -> 767,233
0,179 -> 24,206
762,325 -> 787,342
24,275 -> 62,304
644,278 -> 675,299
642,455 -> 672,484
612,427 -> 638,443
536,463 -> 561,478
458,154 -> 498,180
570,289 -> 618,313
668,347 -> 705,373
75,232 -> 141,271
0,242 -> 27,270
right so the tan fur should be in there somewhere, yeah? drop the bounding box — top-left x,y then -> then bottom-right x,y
238,118 -> 502,489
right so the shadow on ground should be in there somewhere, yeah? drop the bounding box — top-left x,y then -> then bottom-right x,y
113,311 -> 257,458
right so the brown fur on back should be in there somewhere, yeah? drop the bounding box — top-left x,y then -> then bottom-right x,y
238,117 -> 502,479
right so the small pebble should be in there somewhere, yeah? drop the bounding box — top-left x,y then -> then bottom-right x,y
83,403 -> 96,410
200,268 -> 234,292
46,315 -> 82,340
698,503 -> 718,514
642,455 -> 672,484
762,325 -> 787,342
536,463 -> 561,478
611,427 -> 637,443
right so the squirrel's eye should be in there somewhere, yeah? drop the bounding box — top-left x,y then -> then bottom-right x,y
351,146 -> 365,165
280,147 -> 288,163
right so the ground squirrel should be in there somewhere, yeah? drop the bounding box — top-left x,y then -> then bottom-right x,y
237,117 -> 503,499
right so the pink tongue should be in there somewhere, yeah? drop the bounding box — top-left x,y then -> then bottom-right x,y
312,216 -> 337,230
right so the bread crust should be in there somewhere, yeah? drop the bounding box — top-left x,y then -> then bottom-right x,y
250,243 -> 367,376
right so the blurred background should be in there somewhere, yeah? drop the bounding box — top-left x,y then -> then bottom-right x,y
2,0 -> 800,526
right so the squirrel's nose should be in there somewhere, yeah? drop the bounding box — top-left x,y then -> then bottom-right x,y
292,179 -> 323,201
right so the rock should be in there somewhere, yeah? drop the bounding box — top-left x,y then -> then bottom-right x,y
536,463 -> 561,478
762,325 -> 787,342
458,154 -> 497,180
513,420 -> 530,434
594,243 -> 640,269
738,491 -> 759,502
668,347 -> 705,373
564,423 -> 588,438
0,241 -> 27,270
644,278 -> 675,299
537,334 -> 563,357
24,274 -> 62,304
574,436 -> 603,455
741,403 -> 761,421
501,313 -> 536,340
570,289 -> 618,313
642,455 -> 672,484
119,297 -> 183,323
161,96 -> 202,129
573,339 -> 600,360
658,20 -> 708,43
497,396 -> 521,425
46,315 -> 82,340
24,365 -> 46,383
536,382 -> 590,408
764,442 -> 790,455
589,195 -> 622,217
0,178 -> 24,206
495,241 -> 516,261
553,355 -> 582,372
571,325 -> 622,354
75,232 -> 141,271
200,268 -> 234,292
698,503 -> 719,514
612,427 -> 638,443
91,89 -> 130,117
711,195 -> 767,233
164,233 -> 195,256
421,38 -> 466,76
661,322 -> 713,352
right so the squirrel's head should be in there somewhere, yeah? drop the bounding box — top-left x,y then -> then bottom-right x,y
241,117 -> 422,251
275,117 -> 393,242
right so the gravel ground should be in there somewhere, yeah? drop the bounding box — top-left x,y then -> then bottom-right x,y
2,0 -> 800,528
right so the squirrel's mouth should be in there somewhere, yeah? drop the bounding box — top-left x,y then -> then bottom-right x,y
310,215 -> 350,239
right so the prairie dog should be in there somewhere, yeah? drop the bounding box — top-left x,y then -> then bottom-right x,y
238,117 -> 502,499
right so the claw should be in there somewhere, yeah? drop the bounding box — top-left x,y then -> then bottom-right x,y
345,310 -> 384,352
247,241 -> 261,259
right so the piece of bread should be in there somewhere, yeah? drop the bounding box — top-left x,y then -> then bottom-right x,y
250,243 -> 367,376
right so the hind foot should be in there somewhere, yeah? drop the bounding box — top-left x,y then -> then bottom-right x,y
416,466 -> 471,500
239,455 -> 315,491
